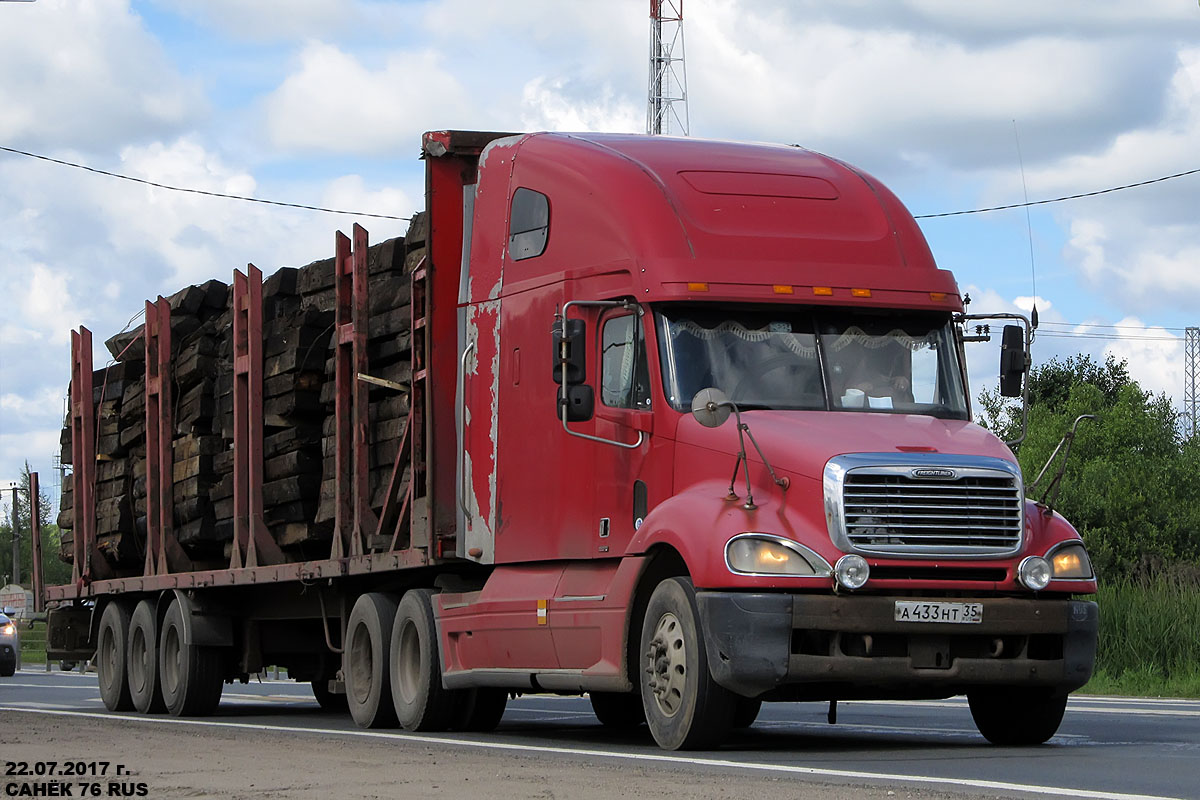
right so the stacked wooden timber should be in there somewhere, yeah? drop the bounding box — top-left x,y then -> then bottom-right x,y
57,217 -> 425,573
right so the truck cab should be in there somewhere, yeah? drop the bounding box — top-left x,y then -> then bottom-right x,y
431,131 -> 1098,749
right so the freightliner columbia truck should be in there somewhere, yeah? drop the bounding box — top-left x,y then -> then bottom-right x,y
44,131 -> 1098,750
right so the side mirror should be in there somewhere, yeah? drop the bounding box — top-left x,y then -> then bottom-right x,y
558,385 -> 594,422
999,324 -> 1026,398
691,387 -> 732,428
552,318 -> 586,385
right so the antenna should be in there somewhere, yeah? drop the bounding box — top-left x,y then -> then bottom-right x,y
1186,326 -> 1199,438
647,0 -> 689,136
1013,120 -> 1038,332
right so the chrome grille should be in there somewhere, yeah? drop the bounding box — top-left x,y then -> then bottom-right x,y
825,456 -> 1024,558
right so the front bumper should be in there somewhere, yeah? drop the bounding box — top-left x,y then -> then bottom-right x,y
696,592 -> 1098,699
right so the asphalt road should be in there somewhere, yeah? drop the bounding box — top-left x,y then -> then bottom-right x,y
3,666 -> 1198,800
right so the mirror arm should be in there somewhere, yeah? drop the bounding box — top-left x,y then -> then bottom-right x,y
556,298 -> 646,450
958,312 -> 1033,449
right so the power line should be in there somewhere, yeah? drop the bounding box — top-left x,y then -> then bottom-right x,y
1038,321 -> 1189,332
0,145 -> 411,221
1035,331 -> 1183,343
914,167 -> 1200,219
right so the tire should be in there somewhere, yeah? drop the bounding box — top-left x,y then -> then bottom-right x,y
311,679 -> 348,712
390,589 -> 464,731
639,577 -> 736,750
128,600 -> 166,714
732,697 -> 762,729
97,601 -> 134,712
590,691 -> 646,728
968,687 -> 1068,745
453,688 -> 508,732
344,593 -> 399,729
158,599 -> 224,717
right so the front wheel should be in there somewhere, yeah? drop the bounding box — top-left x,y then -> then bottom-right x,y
639,577 -> 736,750
968,688 -> 1068,745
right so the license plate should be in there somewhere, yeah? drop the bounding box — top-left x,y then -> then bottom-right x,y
894,601 -> 983,624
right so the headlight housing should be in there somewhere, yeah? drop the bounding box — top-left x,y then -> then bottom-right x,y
1018,555 -> 1052,591
0,623 -> 14,636
1048,542 -> 1094,580
726,534 -> 831,577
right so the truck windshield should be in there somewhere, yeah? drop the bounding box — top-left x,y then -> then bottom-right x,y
656,306 -> 969,419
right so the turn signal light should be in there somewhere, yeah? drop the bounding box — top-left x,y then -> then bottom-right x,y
813,286 -> 834,296
930,292 -> 947,301
773,285 -> 794,295
851,288 -> 872,298
687,282 -> 709,292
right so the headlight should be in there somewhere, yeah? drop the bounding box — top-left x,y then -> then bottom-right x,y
834,554 -> 870,590
1049,543 -> 1094,579
726,535 -> 831,576
0,623 -> 14,636
1018,556 -> 1052,591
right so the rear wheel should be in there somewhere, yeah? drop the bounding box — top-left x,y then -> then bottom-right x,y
390,589 -> 465,731
344,593 -> 399,729
639,577 -> 736,750
97,602 -> 134,712
732,697 -> 762,729
158,599 -> 224,717
128,600 -> 166,714
968,687 -> 1068,745
590,691 -> 646,729
453,688 -> 508,732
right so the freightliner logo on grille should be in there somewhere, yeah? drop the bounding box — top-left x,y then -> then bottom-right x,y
910,468 -> 958,479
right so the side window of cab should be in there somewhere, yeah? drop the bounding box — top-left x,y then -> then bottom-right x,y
509,188 -> 549,260
601,314 -> 651,409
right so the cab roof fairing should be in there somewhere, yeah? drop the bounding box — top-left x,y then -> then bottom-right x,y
485,132 -> 960,308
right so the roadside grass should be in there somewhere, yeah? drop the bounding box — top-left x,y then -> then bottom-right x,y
1084,574 -> 1200,698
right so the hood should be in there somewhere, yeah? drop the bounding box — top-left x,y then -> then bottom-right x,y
675,410 -> 1016,481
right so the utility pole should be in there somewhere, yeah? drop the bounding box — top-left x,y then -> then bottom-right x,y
8,484 -> 18,586
1185,327 -> 1199,438
647,0 -> 689,136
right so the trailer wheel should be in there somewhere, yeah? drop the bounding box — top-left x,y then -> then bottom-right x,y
390,589 -> 463,731
97,601 -> 135,712
968,688 -> 1068,745
589,691 -> 646,728
158,599 -> 224,717
453,688 -> 508,732
128,600 -> 166,714
344,593 -> 399,728
310,679 -> 348,712
639,577 -> 736,750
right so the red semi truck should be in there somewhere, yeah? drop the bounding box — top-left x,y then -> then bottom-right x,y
45,130 -> 1098,750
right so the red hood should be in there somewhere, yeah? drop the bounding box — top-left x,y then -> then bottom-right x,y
674,410 -> 1016,481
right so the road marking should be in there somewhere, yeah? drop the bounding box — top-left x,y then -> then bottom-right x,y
0,706 -> 1183,800
0,683 -> 97,690
851,699 -> 1200,718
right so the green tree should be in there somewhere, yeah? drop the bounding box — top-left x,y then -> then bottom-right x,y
979,356 -> 1199,578
0,462 -> 72,592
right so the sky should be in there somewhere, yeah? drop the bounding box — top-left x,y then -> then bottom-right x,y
0,0 -> 1198,504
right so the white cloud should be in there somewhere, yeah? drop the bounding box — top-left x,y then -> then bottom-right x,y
262,42 -> 473,155
520,77 -> 642,133
150,0 -> 346,40
0,0 -> 203,152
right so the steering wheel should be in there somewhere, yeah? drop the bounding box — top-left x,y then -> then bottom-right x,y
729,353 -> 808,403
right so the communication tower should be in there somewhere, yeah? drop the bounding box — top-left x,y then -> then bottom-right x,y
647,0 -> 689,136
1185,326 -> 1199,437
